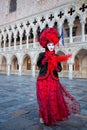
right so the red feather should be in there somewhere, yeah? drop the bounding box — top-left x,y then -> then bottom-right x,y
56,54 -> 72,62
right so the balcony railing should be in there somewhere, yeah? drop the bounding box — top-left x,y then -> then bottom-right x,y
0,35 -> 87,52
64,37 -> 70,43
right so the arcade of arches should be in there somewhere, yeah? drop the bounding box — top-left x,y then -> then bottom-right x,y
0,48 -> 87,79
0,2 -> 87,79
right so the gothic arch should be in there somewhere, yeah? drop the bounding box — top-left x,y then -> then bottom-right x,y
22,54 -> 31,70
72,12 -> 82,23
53,21 -> 58,29
56,50 -> 65,55
1,55 -> 7,63
11,55 -> 18,71
63,19 -> 69,37
74,47 -> 87,59
56,49 -> 67,55
62,16 -> 69,25
45,23 -> 49,28
73,15 -> 81,36
1,55 -> 7,72
73,48 -> 87,77
0,54 -> 7,61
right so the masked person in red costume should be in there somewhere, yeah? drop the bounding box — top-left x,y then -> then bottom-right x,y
36,27 -> 80,125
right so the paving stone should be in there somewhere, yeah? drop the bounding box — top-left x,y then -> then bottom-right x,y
0,75 -> 87,130
0,117 -> 31,130
80,127 -> 87,130
11,109 -> 28,116
26,124 -> 44,130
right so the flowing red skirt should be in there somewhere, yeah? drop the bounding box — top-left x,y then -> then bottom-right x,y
36,75 -> 80,125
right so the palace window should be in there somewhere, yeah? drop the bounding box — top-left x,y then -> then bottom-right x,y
73,27 -> 77,36
65,26 -> 77,37
65,28 -> 69,37
9,0 -> 17,13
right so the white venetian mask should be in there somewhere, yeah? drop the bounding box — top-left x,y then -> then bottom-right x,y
47,43 -> 55,51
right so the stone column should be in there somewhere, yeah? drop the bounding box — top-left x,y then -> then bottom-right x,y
14,35 -> 17,50
7,64 -> 10,76
9,35 -> 11,51
31,64 -> 35,77
69,23 -> 73,43
33,30 -> 36,48
18,64 -> 22,76
81,21 -> 85,42
3,36 -> 6,51
26,33 -> 29,49
68,63 -> 73,80
20,34 -> 22,50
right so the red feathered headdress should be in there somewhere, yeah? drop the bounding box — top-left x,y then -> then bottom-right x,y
39,28 -> 60,48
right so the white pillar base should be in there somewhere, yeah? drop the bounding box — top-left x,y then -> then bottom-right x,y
7,64 -> 10,76
32,64 -> 35,77
68,63 -> 73,80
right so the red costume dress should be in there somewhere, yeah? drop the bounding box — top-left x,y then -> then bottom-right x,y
36,51 -> 80,125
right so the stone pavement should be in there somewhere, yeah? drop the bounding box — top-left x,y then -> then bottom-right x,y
0,75 -> 87,130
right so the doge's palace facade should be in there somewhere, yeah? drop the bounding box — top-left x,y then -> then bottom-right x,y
0,0 -> 87,79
